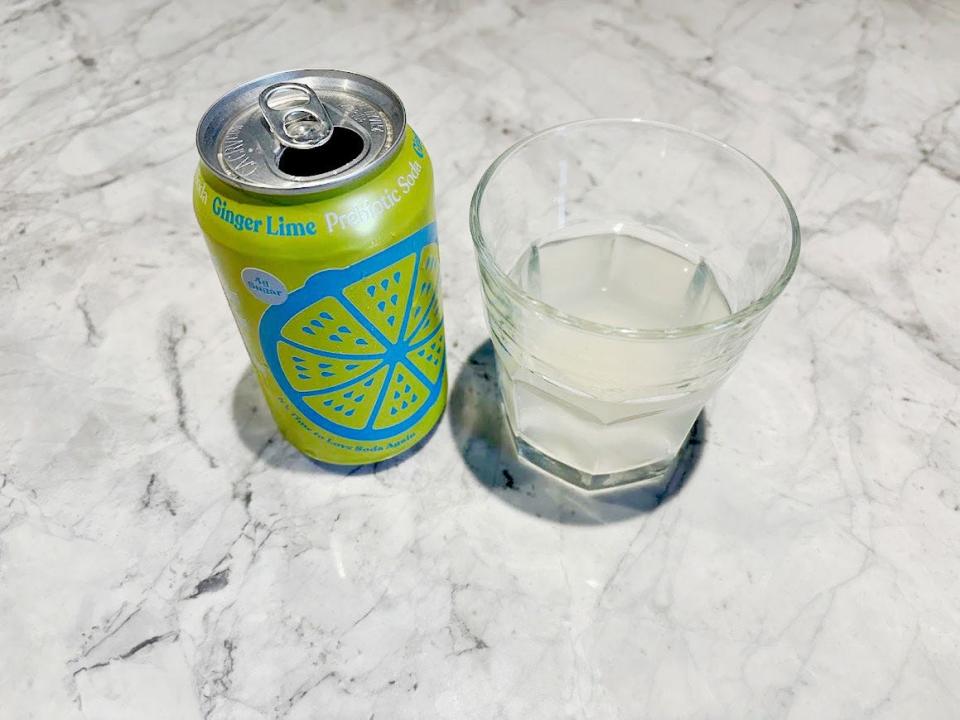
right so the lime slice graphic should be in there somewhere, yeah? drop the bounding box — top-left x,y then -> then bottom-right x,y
277,343 -> 382,393
279,296 -> 385,355
303,365 -> 389,431
260,224 -> 445,442
342,254 -> 415,344
404,326 -> 444,385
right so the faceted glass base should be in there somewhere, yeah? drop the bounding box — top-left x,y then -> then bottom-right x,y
513,435 -> 680,491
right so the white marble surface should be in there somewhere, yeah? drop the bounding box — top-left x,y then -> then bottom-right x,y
3,0 -> 960,717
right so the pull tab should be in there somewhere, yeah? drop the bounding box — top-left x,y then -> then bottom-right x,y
258,82 -> 334,150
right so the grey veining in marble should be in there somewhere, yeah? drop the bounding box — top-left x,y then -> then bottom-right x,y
2,0 -> 960,718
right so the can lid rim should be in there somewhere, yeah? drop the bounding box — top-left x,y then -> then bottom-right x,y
196,69 -> 407,196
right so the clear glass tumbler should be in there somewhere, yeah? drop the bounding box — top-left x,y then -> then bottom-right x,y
469,119 -> 800,491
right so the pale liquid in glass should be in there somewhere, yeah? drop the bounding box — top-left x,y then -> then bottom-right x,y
501,233 -> 732,479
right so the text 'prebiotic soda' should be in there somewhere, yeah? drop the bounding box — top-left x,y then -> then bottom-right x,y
193,70 -> 447,464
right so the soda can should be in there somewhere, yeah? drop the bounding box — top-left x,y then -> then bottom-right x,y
193,69 -> 446,464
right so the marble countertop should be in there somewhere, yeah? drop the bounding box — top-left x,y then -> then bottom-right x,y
3,0 -> 960,717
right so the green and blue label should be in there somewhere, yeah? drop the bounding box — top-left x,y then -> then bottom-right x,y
259,224 -> 445,442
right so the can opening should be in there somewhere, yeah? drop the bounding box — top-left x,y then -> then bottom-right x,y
277,126 -> 365,177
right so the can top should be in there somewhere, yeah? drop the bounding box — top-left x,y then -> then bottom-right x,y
196,69 -> 407,196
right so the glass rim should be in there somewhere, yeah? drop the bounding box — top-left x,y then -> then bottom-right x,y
469,118 -> 802,339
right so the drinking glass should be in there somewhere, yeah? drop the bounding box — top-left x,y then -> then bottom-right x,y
469,119 -> 800,491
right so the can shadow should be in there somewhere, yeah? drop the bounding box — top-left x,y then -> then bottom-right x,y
231,366 -> 439,476
448,340 -> 704,525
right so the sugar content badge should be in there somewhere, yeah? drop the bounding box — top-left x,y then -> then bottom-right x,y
241,268 -> 288,305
